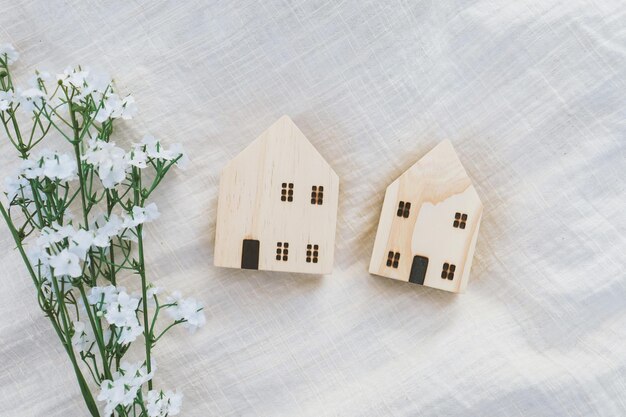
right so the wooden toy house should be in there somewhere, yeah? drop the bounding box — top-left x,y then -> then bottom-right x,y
368,140 -> 483,293
214,116 -> 339,274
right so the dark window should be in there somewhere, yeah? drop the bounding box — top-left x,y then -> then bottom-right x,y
441,262 -> 456,280
306,244 -> 319,263
311,185 -> 324,205
276,242 -> 289,261
281,183 -> 294,202
397,201 -> 411,218
386,251 -> 400,268
453,212 -> 468,229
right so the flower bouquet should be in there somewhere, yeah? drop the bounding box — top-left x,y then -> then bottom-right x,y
0,44 -> 205,417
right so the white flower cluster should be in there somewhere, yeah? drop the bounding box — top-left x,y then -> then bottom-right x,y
166,291 -> 206,333
87,285 -> 143,346
95,94 -> 137,122
0,43 -> 19,65
4,150 -> 78,202
3,150 -> 77,202
145,390 -> 183,417
4,175 -> 33,202
0,67 -> 47,113
83,139 -> 131,188
57,67 -> 137,120
30,223 -> 91,278
140,135 -> 190,169
71,320 -> 111,353
25,204 -> 160,281
0,60 -> 136,121
3,45 -> 199,416
0,90 -> 13,111
82,135 -> 188,189
0,87 -> 46,113
17,87 -> 46,112
98,361 -> 155,416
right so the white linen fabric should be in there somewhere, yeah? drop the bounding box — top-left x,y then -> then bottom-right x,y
0,1 -> 625,416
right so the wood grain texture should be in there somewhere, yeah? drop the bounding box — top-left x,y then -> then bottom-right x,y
214,116 -> 339,274
369,140 -> 483,293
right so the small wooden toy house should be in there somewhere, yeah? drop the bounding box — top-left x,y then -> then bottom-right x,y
369,140 -> 483,293
214,116 -> 339,274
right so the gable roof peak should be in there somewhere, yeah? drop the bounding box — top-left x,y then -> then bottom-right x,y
222,115 -> 337,178
397,139 -> 471,185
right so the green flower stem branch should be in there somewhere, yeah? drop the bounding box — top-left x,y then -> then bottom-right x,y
0,201 -> 102,417
0,46 -> 201,416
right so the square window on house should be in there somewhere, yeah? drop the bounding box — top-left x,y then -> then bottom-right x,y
386,251 -> 400,268
397,201 -> 410,218
441,262 -> 456,280
281,183 -> 294,202
306,244 -> 320,263
453,212 -> 468,229
276,242 -> 289,261
311,185 -> 324,205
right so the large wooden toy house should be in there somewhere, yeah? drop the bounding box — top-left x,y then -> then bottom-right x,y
369,140 -> 483,293
214,116 -> 339,274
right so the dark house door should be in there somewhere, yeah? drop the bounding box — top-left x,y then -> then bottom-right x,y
409,255 -> 429,285
241,239 -> 260,270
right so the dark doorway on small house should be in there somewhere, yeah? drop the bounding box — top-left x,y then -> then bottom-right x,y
241,239 -> 260,269
409,255 -> 429,285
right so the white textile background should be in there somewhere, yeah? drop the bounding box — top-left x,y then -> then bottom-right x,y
0,1 -> 625,416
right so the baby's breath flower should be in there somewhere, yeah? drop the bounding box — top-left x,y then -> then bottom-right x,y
95,93 -> 137,122
0,43 -> 19,65
17,87 -> 46,112
68,228 -> 95,261
145,389 -> 183,417
123,203 -> 160,228
20,158 -> 44,179
2,46 -> 200,416
83,139 -> 129,188
49,249 -> 82,278
104,290 -> 140,328
36,223 -> 73,248
115,322 -> 143,345
127,148 -> 148,168
27,246 -> 52,281
57,66 -> 89,88
140,135 -> 167,159
81,69 -> 111,99
168,143 -> 190,169
28,70 -> 51,88
165,291 -> 206,333
139,135 -> 189,168
98,361 -> 155,416
42,152 -> 78,182
0,90 -> 15,111
91,213 -> 123,247
72,321 -> 95,354
17,150 -> 78,182
87,285 -> 119,312
4,175 -> 31,202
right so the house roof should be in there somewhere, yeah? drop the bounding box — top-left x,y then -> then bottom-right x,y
388,139 -> 481,205
222,115 -> 337,179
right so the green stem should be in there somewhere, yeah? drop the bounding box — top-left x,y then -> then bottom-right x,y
0,202 -> 101,417
78,285 -> 112,380
136,223 -> 153,390
129,165 -> 153,391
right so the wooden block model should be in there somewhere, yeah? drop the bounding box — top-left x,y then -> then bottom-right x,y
214,115 -> 339,274
369,140 -> 483,293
